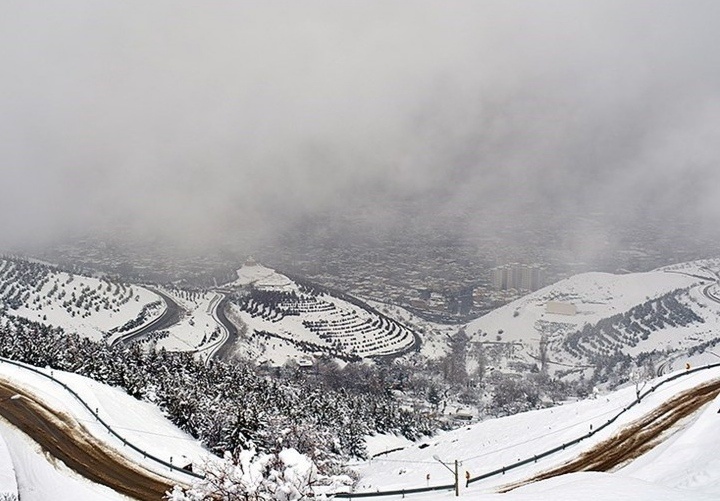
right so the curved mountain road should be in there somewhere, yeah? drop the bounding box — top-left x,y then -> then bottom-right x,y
702,283 -> 720,305
502,378 -> 720,492
111,287 -> 183,347
0,380 -> 181,500
210,295 -> 239,362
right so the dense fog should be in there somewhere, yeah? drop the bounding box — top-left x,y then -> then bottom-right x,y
2,1 -> 720,260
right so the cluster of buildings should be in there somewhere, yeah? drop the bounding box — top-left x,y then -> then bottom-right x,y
491,264 -> 544,292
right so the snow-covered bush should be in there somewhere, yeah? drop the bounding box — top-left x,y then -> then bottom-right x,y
166,448 -> 317,501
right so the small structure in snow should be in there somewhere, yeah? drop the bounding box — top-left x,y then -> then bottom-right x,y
545,301 -> 577,316
170,455 -> 193,472
297,356 -> 314,368
453,409 -> 473,421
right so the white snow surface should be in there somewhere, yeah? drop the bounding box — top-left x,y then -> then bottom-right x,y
0,420 -> 130,501
355,366 -> 720,501
232,263 -> 293,289
0,362 -> 719,499
0,359 -> 210,499
0,259 -> 162,342
0,429 -> 17,498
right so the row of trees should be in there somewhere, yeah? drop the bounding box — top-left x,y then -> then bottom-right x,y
564,289 -> 703,360
0,314 -> 437,473
0,258 -> 139,316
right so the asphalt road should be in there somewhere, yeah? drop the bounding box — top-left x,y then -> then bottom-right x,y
210,295 -> 239,362
111,288 -> 183,347
702,283 -> 720,304
0,380 -> 180,500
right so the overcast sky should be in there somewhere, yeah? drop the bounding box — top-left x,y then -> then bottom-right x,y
2,1 -> 720,255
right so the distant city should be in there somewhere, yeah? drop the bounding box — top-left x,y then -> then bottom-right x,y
25,210 -> 720,325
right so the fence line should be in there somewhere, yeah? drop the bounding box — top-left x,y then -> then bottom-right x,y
0,357 -> 204,481
334,362 -> 720,498
3,357 -> 719,498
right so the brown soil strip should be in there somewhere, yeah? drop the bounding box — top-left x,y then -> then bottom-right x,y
0,379 -> 184,500
500,378 -> 720,492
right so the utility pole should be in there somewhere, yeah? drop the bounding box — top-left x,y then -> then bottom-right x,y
433,455 -> 460,497
454,459 -> 459,496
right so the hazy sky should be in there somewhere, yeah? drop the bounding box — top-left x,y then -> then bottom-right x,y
2,1 -> 720,254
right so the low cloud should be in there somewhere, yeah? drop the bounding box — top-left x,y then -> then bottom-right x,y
2,1 -> 719,259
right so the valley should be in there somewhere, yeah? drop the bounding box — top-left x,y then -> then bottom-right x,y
2,253 -> 720,500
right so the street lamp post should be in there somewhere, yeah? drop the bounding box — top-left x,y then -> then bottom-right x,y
433,454 -> 459,496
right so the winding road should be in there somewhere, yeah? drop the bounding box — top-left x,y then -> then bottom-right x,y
655,276 -> 719,376
0,380 -> 181,500
110,287 -> 183,348
702,282 -> 720,305
107,285 -> 240,363
209,295 -> 239,362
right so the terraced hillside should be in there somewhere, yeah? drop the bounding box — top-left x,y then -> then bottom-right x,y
458,262 -> 720,384
561,289 -> 704,362
0,257 -> 162,341
227,263 -> 417,361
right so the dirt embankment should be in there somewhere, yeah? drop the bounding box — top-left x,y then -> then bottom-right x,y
0,380 -> 184,500
502,378 -> 720,492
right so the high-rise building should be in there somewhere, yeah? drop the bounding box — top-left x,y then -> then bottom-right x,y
520,265 -> 543,291
491,264 -> 544,292
491,267 -> 507,289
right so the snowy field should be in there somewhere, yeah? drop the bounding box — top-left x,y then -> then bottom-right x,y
0,258 -> 162,341
152,287 -> 224,355
355,365 -> 720,500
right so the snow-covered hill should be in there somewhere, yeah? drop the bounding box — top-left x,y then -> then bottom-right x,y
224,263 -> 417,364
459,261 -> 720,383
355,365 -> 720,500
0,258 -> 162,341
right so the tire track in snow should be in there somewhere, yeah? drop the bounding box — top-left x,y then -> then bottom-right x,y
501,378 -> 720,492
0,380 -> 179,500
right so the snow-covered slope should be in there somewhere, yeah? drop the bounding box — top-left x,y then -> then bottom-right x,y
0,429 -> 17,499
355,366 -> 720,500
461,262 -> 720,380
0,422 -> 128,501
0,258 -> 162,341
226,263 -> 417,363
468,270 -> 696,340
0,359 -> 210,500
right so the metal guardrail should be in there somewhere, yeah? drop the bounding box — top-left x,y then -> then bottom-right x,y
334,361 -> 720,498
3,357 -> 719,497
0,357 -> 204,481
